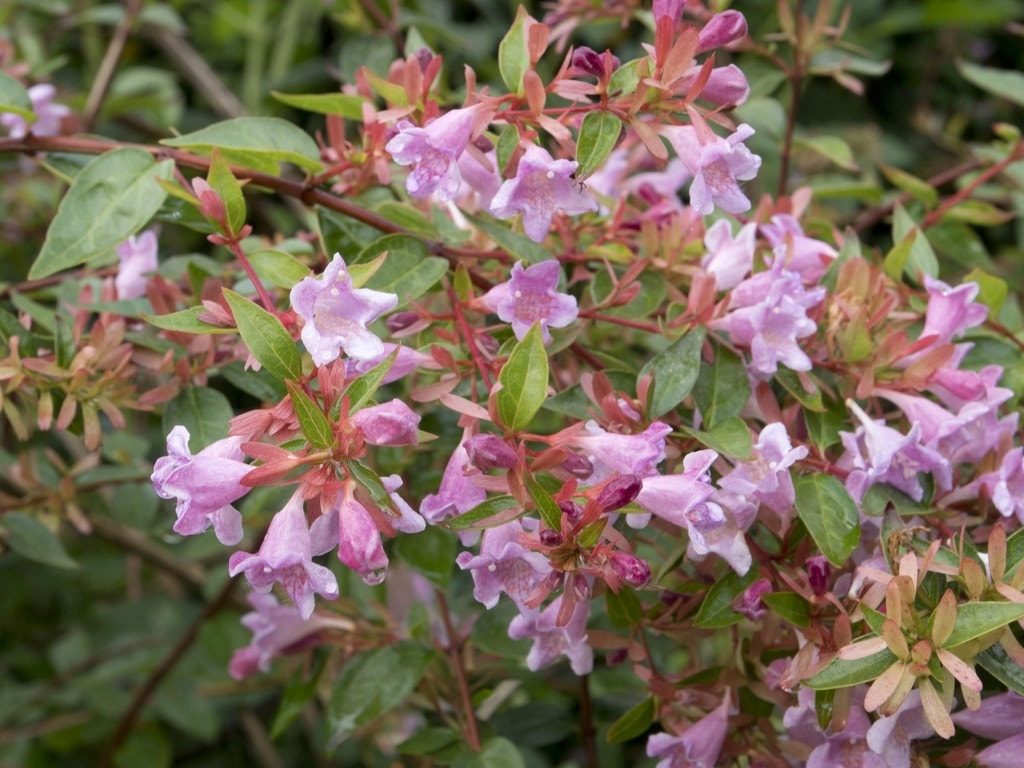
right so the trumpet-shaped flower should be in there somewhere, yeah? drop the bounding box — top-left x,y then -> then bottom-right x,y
719,422 -> 807,516
290,253 -> 398,365
661,123 -> 761,215
151,425 -> 251,545
228,592 -> 336,680
489,144 -> 598,242
115,229 -> 159,300
456,520 -> 551,611
0,83 -> 70,139
702,219 -> 756,291
350,399 -> 421,446
228,490 -> 339,619
386,107 -> 478,201
646,696 -> 731,768
478,260 -> 578,343
507,594 -> 593,675
421,440 -> 487,524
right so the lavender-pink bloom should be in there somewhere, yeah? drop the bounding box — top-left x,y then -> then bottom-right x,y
350,399 -> 421,446
151,425 -> 250,545
0,83 -> 70,139
981,447 -> 1024,522
697,10 -> 748,52
976,733 -> 1024,768
719,422 -> 807,515
228,490 -> 339,619
456,520 -> 551,611
651,0 -> 684,23
676,63 -> 750,107
635,448 -> 719,529
346,343 -> 437,384
228,592 -> 333,680
661,123 -> 761,215
920,275 -> 988,347
479,260 -> 578,343
684,494 -> 754,575
952,691 -> 1024,740
761,214 -> 838,284
115,229 -> 159,300
489,144 -> 598,242
701,219 -> 756,290
507,594 -> 593,675
290,253 -> 398,365
646,696 -> 730,768
570,420 -> 673,484
421,441 -> 487,524
386,107 -> 477,201
708,261 -> 825,377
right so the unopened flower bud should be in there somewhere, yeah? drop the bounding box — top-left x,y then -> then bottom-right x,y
464,433 -> 518,470
472,135 -> 495,153
596,474 -> 642,513
569,46 -> 619,78
385,311 -> 421,333
609,551 -> 652,589
806,555 -> 831,597
561,453 -> 594,479
697,10 -> 748,53
191,177 -> 229,231
477,332 -> 500,357
539,528 -> 563,547
735,578 -> 772,622
571,573 -> 591,602
412,47 -> 435,73
559,499 -> 584,526
605,648 -> 628,667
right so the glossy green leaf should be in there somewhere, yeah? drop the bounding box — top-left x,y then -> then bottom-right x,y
957,59 -> 1024,108
605,697 -> 655,744
0,71 -> 35,122
141,306 -> 235,335
962,267 -> 1007,315
795,135 -> 859,172
222,289 -> 301,381
247,249 -> 311,289
805,648 -> 897,690
681,417 -> 753,460
525,474 -> 561,531
945,603 -> 1024,649
575,111 -> 622,180
0,512 -> 77,569
761,592 -> 811,627
879,163 -> 938,208
358,234 -> 447,305
206,148 -> 246,233
692,345 -> 751,429
160,117 -> 322,172
392,526 -> 457,589
496,323 -> 549,432
445,495 -> 523,531
458,737 -> 526,768
345,459 -> 397,514
286,381 -> 333,449
162,386 -> 233,448
694,569 -> 757,628
271,91 -> 369,118
344,348 -> 398,412
467,213 -> 553,264
327,642 -> 435,746
29,148 -> 174,279
976,643 -> 1024,696
495,124 -> 520,173
891,203 -> 939,281
397,727 -> 462,756
640,326 -> 705,417
498,6 -> 531,95
270,655 -> 325,739
606,588 -> 643,628
794,474 -> 860,567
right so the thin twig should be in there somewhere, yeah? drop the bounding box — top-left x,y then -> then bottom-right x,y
435,589 -> 481,752
82,0 -> 145,130
578,674 -> 598,768
776,0 -> 806,199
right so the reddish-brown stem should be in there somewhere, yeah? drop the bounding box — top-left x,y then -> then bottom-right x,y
434,589 -> 481,752
920,139 -> 1024,230
579,674 -> 598,768
224,236 -> 278,311
776,0 -> 807,199
445,283 -> 495,392
578,309 -> 663,333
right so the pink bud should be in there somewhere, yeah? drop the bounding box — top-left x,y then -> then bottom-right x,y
385,311 -> 421,333
610,551 -> 652,589
736,578 -> 772,621
595,474 -> 643,512
697,10 -> 748,52
540,528 -> 563,547
571,573 -> 591,602
191,177 -> 229,231
559,499 -> 584,526
806,555 -> 832,597
464,433 -> 518,470
561,453 -> 594,479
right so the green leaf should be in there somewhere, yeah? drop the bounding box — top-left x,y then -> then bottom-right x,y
141,306 -> 235,335
525,474 -> 561,531
680,417 -> 753,460
795,135 -> 859,172
466,213 -> 554,264
605,697 -> 655,744
162,386 -> 233,448
458,737 -> 526,768
206,148 -> 246,234
692,345 -> 751,429
1006,527 -> 1024,574
883,227 -> 916,282
358,234 -> 447,305
640,327 -> 705,417
945,603 -> 1024,649
247,249 -> 311,290
794,474 -> 860,567
160,117 -> 322,172
327,642 -> 434,746
29,148 -> 174,279
694,569 -> 757,628
606,588 -> 643,628
444,495 -> 523,531
496,323 -> 549,432
962,267 -> 1007,315
891,202 -> 939,281
398,727 -> 462,756
286,381 -> 333,449
805,648 -> 898,690
495,124 -> 520,173
392,526 -> 457,589
976,643 -> 1024,696
345,459 -> 397,513
957,59 -> 1024,108
222,289 -> 301,381
879,163 -> 938,208
0,71 -> 35,122
271,91 -> 370,118
270,655 -> 325,739
498,6 -> 531,95
344,348 -> 398,412
761,592 -> 811,627
575,111 -> 622,180
0,512 -> 77,569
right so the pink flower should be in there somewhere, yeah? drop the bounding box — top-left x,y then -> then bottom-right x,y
761,214 -> 838,284
919,275 -> 988,347
421,440 -> 487,524
661,123 -> 761,215
701,219 -> 756,290
290,253 -> 398,365
386,107 -> 478,201
0,83 -> 70,139
350,399 -> 421,446
635,448 -> 719,530
489,144 -> 598,242
456,520 -> 551,611
719,422 -> 807,516
647,696 -> 731,768
115,229 -> 159,300
228,490 -> 339,619
569,420 -> 673,483
697,11 -> 748,52
151,425 -> 251,545
507,594 -> 593,675
228,592 -> 334,680
478,260 -> 578,343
